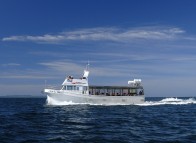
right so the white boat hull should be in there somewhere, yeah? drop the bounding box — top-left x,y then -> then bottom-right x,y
46,92 -> 145,105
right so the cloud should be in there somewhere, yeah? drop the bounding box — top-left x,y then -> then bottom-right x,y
1,63 -> 21,66
0,75 -> 55,79
39,60 -> 131,77
1,26 -> 185,44
39,61 -> 84,74
0,84 -> 45,95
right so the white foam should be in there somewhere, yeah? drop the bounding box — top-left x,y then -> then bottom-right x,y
137,97 -> 196,106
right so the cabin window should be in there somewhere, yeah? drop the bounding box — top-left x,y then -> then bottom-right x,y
66,86 -> 78,90
83,86 -> 88,91
67,86 -> 73,90
130,89 -> 136,94
79,86 -> 83,91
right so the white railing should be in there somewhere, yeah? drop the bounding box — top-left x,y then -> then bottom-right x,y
45,85 -> 61,90
44,88 -> 89,95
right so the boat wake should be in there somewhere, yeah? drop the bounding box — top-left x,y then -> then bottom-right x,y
46,96 -> 196,106
137,97 -> 196,106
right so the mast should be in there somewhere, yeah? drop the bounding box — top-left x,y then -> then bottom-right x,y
83,62 -> 90,79
86,61 -> 90,71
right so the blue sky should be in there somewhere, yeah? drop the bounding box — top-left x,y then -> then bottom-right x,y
1,0 -> 196,97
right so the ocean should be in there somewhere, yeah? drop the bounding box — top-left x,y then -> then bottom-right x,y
0,97 -> 196,143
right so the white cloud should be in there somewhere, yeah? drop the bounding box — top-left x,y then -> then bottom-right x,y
39,61 -> 84,75
144,77 -> 196,97
0,68 -> 60,80
0,84 -> 45,96
2,63 -> 21,66
0,75 -> 56,79
1,58 -> 196,96
1,26 -> 185,43
39,60 -> 124,77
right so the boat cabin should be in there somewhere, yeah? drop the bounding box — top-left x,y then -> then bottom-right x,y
89,85 -> 144,96
60,68 -> 144,96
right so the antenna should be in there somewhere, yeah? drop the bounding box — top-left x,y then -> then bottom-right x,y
86,61 -> 90,71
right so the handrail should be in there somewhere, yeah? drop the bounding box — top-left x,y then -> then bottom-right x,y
45,85 -> 61,90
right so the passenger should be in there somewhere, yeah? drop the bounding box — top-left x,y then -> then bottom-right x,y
142,90 -> 144,95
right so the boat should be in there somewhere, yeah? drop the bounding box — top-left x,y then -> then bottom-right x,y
44,65 -> 145,105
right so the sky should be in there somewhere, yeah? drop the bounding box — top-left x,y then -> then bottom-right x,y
1,0 -> 196,97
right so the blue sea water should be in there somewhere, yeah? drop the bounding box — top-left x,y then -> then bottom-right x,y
0,97 -> 196,143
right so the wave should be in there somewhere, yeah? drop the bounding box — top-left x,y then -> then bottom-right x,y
137,97 -> 196,106
46,96 -> 196,106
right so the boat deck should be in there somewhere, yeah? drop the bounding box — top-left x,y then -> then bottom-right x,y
89,85 -> 144,96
